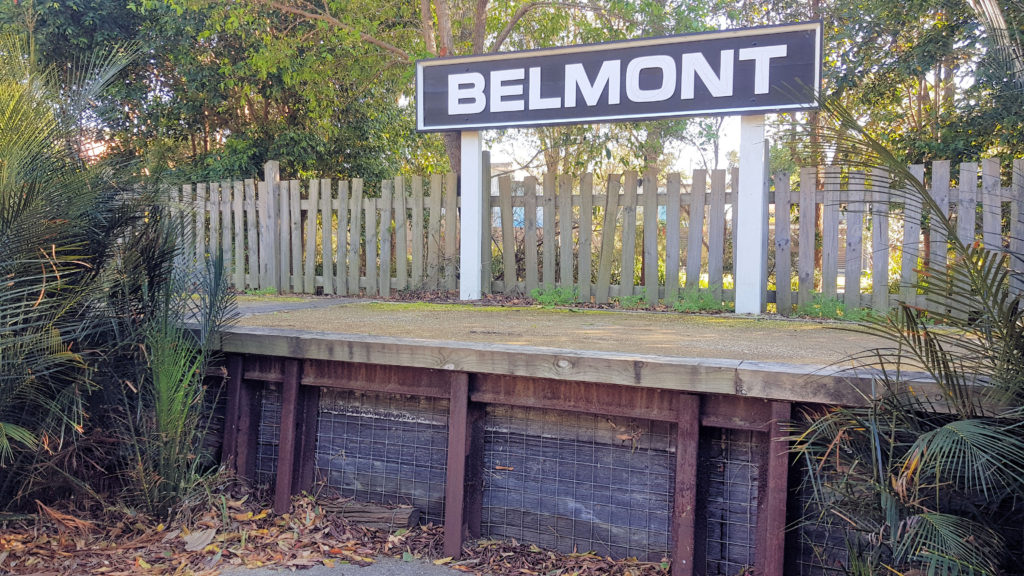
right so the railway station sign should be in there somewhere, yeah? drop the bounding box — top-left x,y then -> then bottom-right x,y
416,21 -> 821,132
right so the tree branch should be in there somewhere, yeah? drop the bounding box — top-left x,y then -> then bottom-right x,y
489,1 -> 623,53
257,0 -> 410,62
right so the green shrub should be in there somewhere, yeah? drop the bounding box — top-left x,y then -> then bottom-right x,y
615,290 -> 646,310
795,295 -> 870,322
530,285 -> 578,307
673,290 -> 727,313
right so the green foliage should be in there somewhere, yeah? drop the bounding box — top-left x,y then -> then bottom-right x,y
795,295 -> 870,322
0,34 -> 232,516
672,289 -> 727,313
615,290 -> 647,310
530,286 -> 579,308
793,87 -> 1024,574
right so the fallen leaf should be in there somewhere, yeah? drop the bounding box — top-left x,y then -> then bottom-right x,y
183,528 -> 216,552
434,556 -> 453,565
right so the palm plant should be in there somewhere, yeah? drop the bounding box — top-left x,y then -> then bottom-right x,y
792,32 -> 1024,576
0,33 -> 233,515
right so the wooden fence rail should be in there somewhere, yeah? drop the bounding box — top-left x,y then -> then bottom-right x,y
175,158 -> 1024,314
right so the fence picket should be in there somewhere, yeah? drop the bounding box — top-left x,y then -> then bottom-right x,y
481,153 -> 492,295
336,180 -> 349,295
380,181 -> 393,298
366,197 -> 378,295
321,179 -> 335,295
395,176 -> 408,292
209,183 -> 220,269
773,173 -> 793,315
263,161 -> 280,290
822,167 -> 840,299
620,172 -> 638,298
797,167 -> 816,306
220,181 -> 232,283
686,170 -> 706,291
289,180 -> 301,292
845,172 -> 865,310
1012,159 -> 1024,296
596,175 -> 621,304
643,170 -> 659,305
233,181 -> 245,289
411,176 -> 424,289
194,183 -> 206,266
871,169 -> 890,312
901,165 -> 925,307
665,173 -> 681,304
708,169 -> 726,303
958,162 -> 978,244
349,180 -> 364,294
305,180 -> 319,294
578,173 -> 595,302
278,175 -> 290,293
982,158 -> 1001,250
244,180 -> 258,288
542,174 -> 556,289
499,175 -> 516,294
524,177 -> 539,294
559,174 -> 574,289
426,175 -> 442,290
444,173 -> 458,291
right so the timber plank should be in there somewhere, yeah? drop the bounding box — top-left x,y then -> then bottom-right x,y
365,198 -> 378,296
958,162 -> 978,246
263,161 -> 280,291
845,172 -> 865,311
755,402 -> 791,576
304,180 -> 319,294
348,180 -> 364,295
321,179 -> 335,295
773,173 -> 793,315
244,180 -> 258,289
336,181 -> 349,295
707,169 -> 726,303
524,177 -> 539,293
1012,159 -> 1024,296
559,174 -> 573,289
822,167 -> 840,299
595,176 -> 621,304
233,181 -> 245,290
901,165 -> 925,307
643,170 -> 659,306
444,173 -> 458,291
620,172 -> 638,298
274,359 -> 301,514
481,153 -> 492,294
871,169 -> 891,312
209,183 -> 220,272
797,167 -> 816,306
671,394 -> 698,576
289,180 -> 302,292
542,174 -> 556,288
380,181 -> 393,298
578,173 -> 594,302
928,163 -> 950,314
982,158 -> 1001,250
395,176 -> 408,291
426,175 -> 442,290
499,175 -> 517,294
444,373 -> 470,558
411,176 -> 425,289
665,173 -> 681,304
686,170 -> 706,291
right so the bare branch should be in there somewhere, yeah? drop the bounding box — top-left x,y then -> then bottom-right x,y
256,0 -> 410,62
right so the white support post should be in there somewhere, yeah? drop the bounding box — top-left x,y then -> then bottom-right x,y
459,131 -> 483,300
735,115 -> 768,314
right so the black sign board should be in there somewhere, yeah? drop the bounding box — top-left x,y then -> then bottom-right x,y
416,22 -> 821,132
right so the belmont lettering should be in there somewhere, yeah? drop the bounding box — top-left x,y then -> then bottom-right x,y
445,45 -> 789,116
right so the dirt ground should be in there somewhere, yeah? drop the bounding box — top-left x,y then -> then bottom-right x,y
235,297 -> 884,367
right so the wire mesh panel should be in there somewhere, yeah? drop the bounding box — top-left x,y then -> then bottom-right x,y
255,383 -> 281,485
316,389 -> 449,524
785,453 -> 850,576
482,405 -> 675,561
698,427 -> 761,576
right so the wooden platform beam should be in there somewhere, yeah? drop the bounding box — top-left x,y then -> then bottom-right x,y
274,359 -> 302,514
222,354 -> 244,469
672,393 -> 699,576
756,401 -> 791,576
443,372 -> 471,558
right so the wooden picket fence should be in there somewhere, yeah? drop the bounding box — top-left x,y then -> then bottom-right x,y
175,158 -> 1024,314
